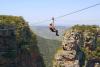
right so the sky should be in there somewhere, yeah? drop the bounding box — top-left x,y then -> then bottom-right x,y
0,0 -> 100,26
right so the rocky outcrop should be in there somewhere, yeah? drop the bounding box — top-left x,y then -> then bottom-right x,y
53,30 -> 81,67
53,25 -> 100,67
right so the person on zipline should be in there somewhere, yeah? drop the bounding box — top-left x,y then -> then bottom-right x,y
49,17 -> 59,36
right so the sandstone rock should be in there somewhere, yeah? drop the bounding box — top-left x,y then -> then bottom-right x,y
53,29 -> 80,67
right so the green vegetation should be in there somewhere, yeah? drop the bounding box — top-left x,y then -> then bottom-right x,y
81,47 -> 100,60
72,24 -> 99,32
36,35 -> 61,67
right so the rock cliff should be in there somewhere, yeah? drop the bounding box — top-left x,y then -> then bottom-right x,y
0,15 -> 45,67
53,25 -> 100,67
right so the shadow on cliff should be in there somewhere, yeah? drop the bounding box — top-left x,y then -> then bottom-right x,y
17,35 -> 46,67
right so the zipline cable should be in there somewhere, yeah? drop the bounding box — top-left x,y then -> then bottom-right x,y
33,3 -> 100,25
55,3 -> 100,19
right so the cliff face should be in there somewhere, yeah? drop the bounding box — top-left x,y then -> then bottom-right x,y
0,24 -> 17,67
53,30 -> 81,67
0,15 -> 45,67
53,25 -> 100,67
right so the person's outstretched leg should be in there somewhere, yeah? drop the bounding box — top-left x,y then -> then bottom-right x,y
56,30 -> 59,36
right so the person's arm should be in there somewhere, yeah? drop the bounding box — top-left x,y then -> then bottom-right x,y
52,17 -> 55,27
